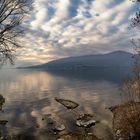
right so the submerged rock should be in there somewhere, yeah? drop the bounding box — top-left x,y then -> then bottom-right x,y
42,117 -> 54,125
106,105 -> 119,112
47,118 -> 54,125
76,114 -> 99,128
0,95 -> 5,111
55,124 -> 65,131
116,130 -> 121,137
55,97 -> 79,110
53,124 -> 65,134
76,119 -> 96,128
0,120 -> 8,125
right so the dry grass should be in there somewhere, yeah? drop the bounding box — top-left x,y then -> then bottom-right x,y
112,101 -> 140,140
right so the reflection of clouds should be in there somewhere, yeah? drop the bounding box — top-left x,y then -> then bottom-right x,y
0,69 -> 121,139
31,110 -> 46,128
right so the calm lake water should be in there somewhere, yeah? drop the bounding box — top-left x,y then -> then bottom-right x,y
0,68 -> 132,139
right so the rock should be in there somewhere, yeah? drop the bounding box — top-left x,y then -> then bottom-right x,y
53,124 -> 65,134
55,97 -> 79,110
0,95 -> 5,105
55,124 -> 65,131
0,95 -> 5,111
76,113 -> 99,128
0,120 -> 8,125
88,133 -> 93,136
46,118 -> 54,125
106,105 -> 119,112
41,115 -> 54,124
116,130 -> 121,137
76,119 -> 96,128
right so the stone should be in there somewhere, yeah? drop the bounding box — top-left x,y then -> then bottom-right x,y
0,120 -> 8,125
76,113 -> 99,128
55,97 -> 79,110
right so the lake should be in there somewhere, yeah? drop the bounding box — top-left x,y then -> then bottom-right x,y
0,68 -> 132,140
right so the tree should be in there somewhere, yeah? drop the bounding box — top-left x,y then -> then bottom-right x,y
130,0 -> 140,81
0,0 -> 31,64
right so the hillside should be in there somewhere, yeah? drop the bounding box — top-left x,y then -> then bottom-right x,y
26,51 -> 133,70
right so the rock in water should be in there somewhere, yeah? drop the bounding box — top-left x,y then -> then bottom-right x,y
55,124 -> 65,131
76,114 -> 99,128
55,97 -> 79,110
76,119 -> 96,128
106,105 -> 118,112
53,124 -> 65,134
0,120 -> 8,125
0,95 -> 5,111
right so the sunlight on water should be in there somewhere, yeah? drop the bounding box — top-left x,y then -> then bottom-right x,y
0,69 -> 122,139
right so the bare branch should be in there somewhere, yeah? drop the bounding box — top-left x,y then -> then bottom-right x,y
0,0 -> 32,64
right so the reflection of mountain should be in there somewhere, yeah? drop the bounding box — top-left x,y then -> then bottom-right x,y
22,51 -> 133,83
0,69 -> 122,139
46,67 -> 132,84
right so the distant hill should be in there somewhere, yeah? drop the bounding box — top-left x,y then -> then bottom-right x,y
23,51 -> 134,70
18,51 -> 135,83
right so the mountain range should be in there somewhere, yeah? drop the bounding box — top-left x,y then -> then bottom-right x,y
17,51 -> 135,83
24,51 -> 134,70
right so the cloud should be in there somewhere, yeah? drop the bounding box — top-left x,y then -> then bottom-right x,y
17,0 -> 138,65
30,0 -> 49,29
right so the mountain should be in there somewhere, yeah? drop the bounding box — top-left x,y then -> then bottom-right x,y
18,51 -> 135,83
25,51 -> 134,70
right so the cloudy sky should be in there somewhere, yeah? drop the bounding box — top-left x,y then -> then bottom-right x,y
16,0 -> 139,66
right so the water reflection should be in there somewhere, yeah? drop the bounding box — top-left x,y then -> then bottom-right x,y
0,69 -> 122,139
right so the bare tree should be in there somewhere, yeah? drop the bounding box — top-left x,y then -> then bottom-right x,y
130,0 -> 140,81
120,0 -> 140,104
131,11 -> 140,27
0,0 -> 31,64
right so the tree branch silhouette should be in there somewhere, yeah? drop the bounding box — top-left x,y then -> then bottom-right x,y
0,0 -> 31,64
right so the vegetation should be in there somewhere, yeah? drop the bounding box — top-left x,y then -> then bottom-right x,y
0,0 -> 31,64
109,1 -> 140,139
